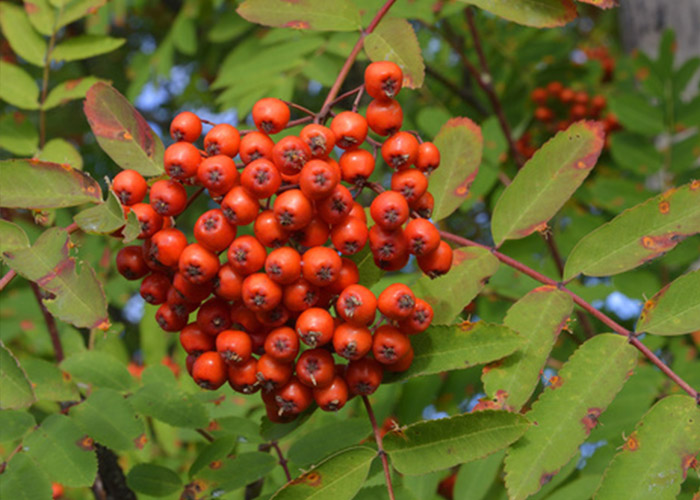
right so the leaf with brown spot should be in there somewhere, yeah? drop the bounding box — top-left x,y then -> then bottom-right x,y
84,82 -> 164,176
363,17 -> 425,89
595,395 -> 700,500
237,0 -> 361,32
43,77 -> 108,110
564,182 -> 700,280
491,121 -> 605,246
428,117 -> 483,221
635,270 -> 700,336
460,0 -> 578,28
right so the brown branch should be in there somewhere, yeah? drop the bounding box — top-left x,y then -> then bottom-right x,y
30,282 -> 64,362
0,270 -> 17,292
362,396 -> 396,500
196,428 -> 214,442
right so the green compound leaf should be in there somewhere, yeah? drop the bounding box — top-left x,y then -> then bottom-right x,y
636,270 -> 700,336
56,0 -> 108,31
188,435 -> 237,478
22,414 -> 98,487
460,0 -> 577,28
2,228 -> 109,329
0,62 -> 40,110
51,35 -> 125,62
0,2 -> 47,67
384,322 -> 523,382
491,121 -> 605,246
0,159 -> 101,208
414,246 -> 500,325
69,388 -> 146,451
61,351 -> 133,391
272,446 -> 376,500
429,117 -> 483,222
0,341 -> 36,410
0,409 -> 35,442
595,395 -> 700,500
482,286 -> 573,411
0,453 -> 52,500
0,219 -> 30,254
127,463 -> 182,497
504,334 -> 638,500
24,0 -> 55,36
564,182 -> 700,280
237,0 -> 361,32
197,451 -> 277,493
130,382 -> 209,429
74,190 -> 126,235
364,17 -> 425,89
38,138 -> 83,170
384,411 -> 530,475
44,77 -> 108,110
22,357 -> 80,402
84,82 -> 165,176
608,93 -> 665,137
0,113 -> 38,156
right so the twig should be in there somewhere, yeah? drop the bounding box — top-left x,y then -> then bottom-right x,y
0,270 -> 17,292
424,65 -> 488,116
351,85 -> 365,113
196,428 -> 215,442
270,441 -> 292,482
284,100 -> 316,118
362,396 -> 395,500
329,85 -> 364,107
30,282 -> 64,362
38,6 -> 62,149
316,0 -> 398,123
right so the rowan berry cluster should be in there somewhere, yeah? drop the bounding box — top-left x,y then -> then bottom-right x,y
113,61 -> 452,422
518,81 -> 620,159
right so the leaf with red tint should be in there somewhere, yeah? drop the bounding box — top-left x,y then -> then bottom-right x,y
635,270 -> 700,336
84,82 -> 164,176
428,117 -> 483,221
576,0 -> 618,9
464,0 -> 578,28
564,181 -> 700,280
237,0 -> 361,32
0,159 -> 101,209
491,121 -> 605,246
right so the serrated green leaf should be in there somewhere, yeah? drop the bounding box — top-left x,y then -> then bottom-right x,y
594,395 -> 700,500
460,0 -> 577,27
504,334 -> 638,500
56,0 -> 107,30
74,190 -> 126,235
172,12 -> 196,55
22,357 -> 80,402
51,35 -> 125,62
272,446 -> 376,500
130,383 -> 209,429
385,322 -> 523,382
121,210 -> 141,243
23,414 -> 97,487
61,350 -> 133,391
43,77 -> 106,110
482,286 -> 573,411
0,341 -> 36,410
363,18 -> 424,89
0,61 -> 40,110
0,159 -> 100,208
0,409 -> 35,442
24,0 -> 55,35
237,0 -> 361,31
38,139 -> 83,169
208,11 -> 249,43
0,453 -> 52,500
0,3 -> 47,67
198,451 -> 277,492
2,228 -> 108,329
609,132 -> 664,175
414,246 -> 500,324
84,82 -> 164,176
564,182 -> 700,280
385,411 -> 530,475
127,464 -> 182,497
454,450 -> 505,500
188,435 -> 237,477
0,219 -> 30,254
491,121 -> 605,246
428,117 -> 482,221
545,475 -> 601,500
636,270 -> 700,335
69,388 -> 146,451
287,419 -> 372,467
608,94 -> 665,136
0,113 -> 38,156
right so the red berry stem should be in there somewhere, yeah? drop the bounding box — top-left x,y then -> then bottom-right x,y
270,441 -> 292,483
363,395 -> 396,500
329,85 -> 364,108
351,85 -> 365,113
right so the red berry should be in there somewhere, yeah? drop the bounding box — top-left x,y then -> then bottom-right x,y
345,358 -> 383,395
364,61 -> 403,100
252,98 -> 290,134
192,351 -> 227,390
217,329 -> 253,364
204,124 -> 240,157
116,245 -> 149,280
170,111 -> 201,142
112,169 -> 147,206
330,111 -> 368,150
164,142 -> 201,180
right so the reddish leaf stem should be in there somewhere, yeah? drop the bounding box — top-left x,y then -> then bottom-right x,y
316,0 -> 397,123
363,396 -> 396,500
270,441 -> 292,482
0,270 -> 17,292
30,281 -> 64,362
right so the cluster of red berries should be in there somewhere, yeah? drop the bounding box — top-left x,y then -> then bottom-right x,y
516,81 -> 620,159
113,61 -> 453,422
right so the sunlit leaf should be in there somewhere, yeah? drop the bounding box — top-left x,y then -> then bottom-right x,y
51,34 -> 125,62
575,0 -> 617,9
56,0 -> 108,30
0,2 -> 47,67
428,117 -> 483,221
84,82 -> 165,176
0,219 -> 30,254
636,270 -> 700,336
594,395 -> 700,500
482,286 -> 573,410
491,121 -> 605,246
384,411 -> 530,475
0,341 -> 36,410
414,246 -> 500,324
74,190 -> 126,235
0,113 -> 38,156
0,409 -> 36,442
23,0 -> 55,35
504,334 -> 637,500
0,453 -> 52,500
237,0 -> 361,31
43,77 -> 107,110
130,382 -> 209,429
0,61 -> 40,110
459,0 -> 577,28
37,139 -> 83,170
61,350 -> 134,391
564,182 -> 700,280
364,18 -> 424,89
